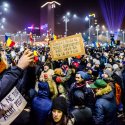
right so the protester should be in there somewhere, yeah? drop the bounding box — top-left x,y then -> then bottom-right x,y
90,79 -> 117,125
69,71 -> 95,111
46,96 -> 73,125
31,81 -> 52,125
39,63 -> 58,99
0,49 -> 34,100
70,90 -> 93,125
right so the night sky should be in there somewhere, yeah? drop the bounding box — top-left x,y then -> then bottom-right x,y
1,0 -> 122,34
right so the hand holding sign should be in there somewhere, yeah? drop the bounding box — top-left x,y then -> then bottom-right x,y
17,49 -> 34,70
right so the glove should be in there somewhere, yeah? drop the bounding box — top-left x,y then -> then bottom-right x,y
56,77 -> 62,83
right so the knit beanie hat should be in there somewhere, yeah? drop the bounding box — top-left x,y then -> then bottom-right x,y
113,64 -> 119,70
95,60 -> 100,65
104,69 -> 113,77
52,96 -> 67,115
105,63 -> 112,69
77,71 -> 89,80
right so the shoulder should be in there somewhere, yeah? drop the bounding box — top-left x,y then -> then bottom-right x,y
96,98 -> 106,106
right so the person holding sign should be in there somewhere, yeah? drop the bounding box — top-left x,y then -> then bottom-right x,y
0,49 -> 34,100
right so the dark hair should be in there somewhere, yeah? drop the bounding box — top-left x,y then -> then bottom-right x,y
73,90 -> 85,106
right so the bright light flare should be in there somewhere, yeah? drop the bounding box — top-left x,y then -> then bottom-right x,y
2,17 -> 6,23
73,14 -> 77,18
3,2 -> 9,8
85,16 -> 89,21
1,25 -> 4,29
67,12 -> 70,16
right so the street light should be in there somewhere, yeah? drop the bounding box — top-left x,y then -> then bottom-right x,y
2,17 -> 5,23
106,30 -> 109,42
96,25 -> 99,42
0,2 -> 9,31
1,25 -> 4,29
85,16 -> 90,41
63,12 -> 77,36
1,2 -> 9,12
85,13 -> 95,43
73,14 -> 77,18
123,31 -> 125,42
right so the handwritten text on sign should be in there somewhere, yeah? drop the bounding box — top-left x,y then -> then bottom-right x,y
0,87 -> 27,125
50,34 -> 85,60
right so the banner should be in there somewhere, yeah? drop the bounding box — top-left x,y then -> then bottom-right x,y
0,87 -> 27,125
50,34 -> 85,60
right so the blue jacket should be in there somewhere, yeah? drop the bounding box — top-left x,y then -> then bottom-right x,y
0,66 -> 23,100
93,91 -> 117,125
31,82 -> 52,125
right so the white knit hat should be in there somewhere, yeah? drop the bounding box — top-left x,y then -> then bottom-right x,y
113,64 -> 119,70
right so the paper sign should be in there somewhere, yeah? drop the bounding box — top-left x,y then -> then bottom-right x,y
0,87 -> 27,125
50,34 -> 85,60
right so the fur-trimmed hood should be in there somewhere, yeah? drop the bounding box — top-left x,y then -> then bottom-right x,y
96,84 -> 112,96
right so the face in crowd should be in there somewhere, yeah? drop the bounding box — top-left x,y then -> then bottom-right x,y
52,109 -> 63,122
75,74 -> 83,84
44,65 -> 49,72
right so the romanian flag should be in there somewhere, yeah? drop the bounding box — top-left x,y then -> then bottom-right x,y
6,37 -> 15,47
93,41 -> 100,48
96,42 -> 99,47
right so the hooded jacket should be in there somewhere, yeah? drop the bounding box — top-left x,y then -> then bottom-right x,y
31,82 -> 52,125
93,91 -> 117,125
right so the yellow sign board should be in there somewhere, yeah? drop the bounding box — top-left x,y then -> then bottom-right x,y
50,34 -> 85,60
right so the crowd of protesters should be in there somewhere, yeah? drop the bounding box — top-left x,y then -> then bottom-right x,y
0,42 -> 125,125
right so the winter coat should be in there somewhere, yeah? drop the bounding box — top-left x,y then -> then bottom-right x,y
31,82 -> 52,125
47,79 -> 58,100
122,67 -> 125,92
0,66 -> 23,100
112,68 -> 123,90
69,83 -> 95,112
70,106 -> 93,125
60,68 -> 74,91
93,91 -> 117,125
39,69 -> 54,82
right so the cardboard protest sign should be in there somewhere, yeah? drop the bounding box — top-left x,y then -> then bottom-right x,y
0,87 -> 27,125
0,61 -> 6,74
50,34 -> 85,60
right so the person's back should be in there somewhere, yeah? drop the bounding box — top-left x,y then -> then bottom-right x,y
70,90 -> 93,125
90,79 -> 117,125
31,81 -> 52,125
94,91 -> 117,125
71,106 -> 93,125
